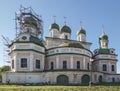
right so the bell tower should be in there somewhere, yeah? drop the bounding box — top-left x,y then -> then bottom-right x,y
16,6 -> 43,38
9,6 -> 45,72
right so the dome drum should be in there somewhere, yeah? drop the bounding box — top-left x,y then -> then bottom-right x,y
46,42 -> 92,57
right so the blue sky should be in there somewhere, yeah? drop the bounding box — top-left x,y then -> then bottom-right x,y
0,0 -> 120,73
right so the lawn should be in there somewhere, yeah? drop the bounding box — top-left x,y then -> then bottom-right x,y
0,84 -> 120,91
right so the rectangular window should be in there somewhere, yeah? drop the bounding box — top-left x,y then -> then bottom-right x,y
112,65 -> 115,71
12,60 -> 14,69
50,62 -> 54,70
77,61 -> 80,69
103,64 -> 107,71
21,58 -> 27,68
63,61 -> 67,69
36,60 -> 40,69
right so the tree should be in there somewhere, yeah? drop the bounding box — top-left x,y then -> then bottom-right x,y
1,65 -> 10,72
0,65 -> 10,83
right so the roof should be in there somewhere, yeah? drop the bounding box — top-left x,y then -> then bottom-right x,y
99,34 -> 108,40
60,25 -> 71,34
29,36 -> 44,47
77,28 -> 86,35
59,42 -> 84,49
9,36 -> 45,48
99,31 -> 108,40
50,23 -> 59,30
98,48 -> 110,54
45,37 -> 92,45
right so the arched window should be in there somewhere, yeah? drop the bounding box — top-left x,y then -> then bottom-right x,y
103,64 -> 107,71
63,61 -> 67,69
99,75 -> 102,83
12,60 -> 14,69
50,62 -> 54,70
111,65 -> 115,71
77,61 -> 80,69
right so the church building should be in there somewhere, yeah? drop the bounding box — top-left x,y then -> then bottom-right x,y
2,7 -> 120,85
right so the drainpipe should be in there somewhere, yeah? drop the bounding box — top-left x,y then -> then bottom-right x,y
89,58 -> 93,86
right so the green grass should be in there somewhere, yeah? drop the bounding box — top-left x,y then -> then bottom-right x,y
0,84 -> 120,91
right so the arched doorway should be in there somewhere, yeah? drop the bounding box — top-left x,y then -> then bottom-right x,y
99,75 -> 102,83
57,75 -> 69,85
81,74 -> 90,85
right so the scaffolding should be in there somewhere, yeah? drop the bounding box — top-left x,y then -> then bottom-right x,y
1,6 -> 44,65
15,5 -> 43,40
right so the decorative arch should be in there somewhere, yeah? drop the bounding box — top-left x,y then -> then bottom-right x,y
57,75 -> 69,85
81,74 -> 90,84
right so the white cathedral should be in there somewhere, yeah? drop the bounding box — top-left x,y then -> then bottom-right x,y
2,7 -> 120,85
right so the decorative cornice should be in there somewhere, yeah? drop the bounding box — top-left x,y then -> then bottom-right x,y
93,58 -> 118,61
46,52 -> 91,58
9,49 -> 45,55
46,46 -> 93,55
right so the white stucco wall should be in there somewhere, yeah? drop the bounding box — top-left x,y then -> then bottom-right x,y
3,71 -> 119,84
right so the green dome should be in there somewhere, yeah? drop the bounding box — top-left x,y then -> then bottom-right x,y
24,17 -> 37,27
77,28 -> 86,35
59,42 -> 84,49
30,36 -> 44,47
50,23 -> 59,30
99,34 -> 108,40
98,48 -> 110,54
60,25 -> 71,34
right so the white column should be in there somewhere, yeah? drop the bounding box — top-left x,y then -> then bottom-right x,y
41,55 -> 45,70
14,53 -> 17,72
108,62 -> 111,73
30,52 -> 34,71
70,56 -> 73,69
99,61 -> 101,71
56,56 -> 59,69
115,64 -> 117,73
83,56 -> 86,69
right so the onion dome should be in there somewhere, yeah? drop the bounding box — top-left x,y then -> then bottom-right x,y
77,28 -> 86,35
50,23 -> 59,30
24,16 -> 37,27
59,42 -> 84,49
99,34 -> 108,40
99,26 -> 108,40
60,25 -> 71,34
